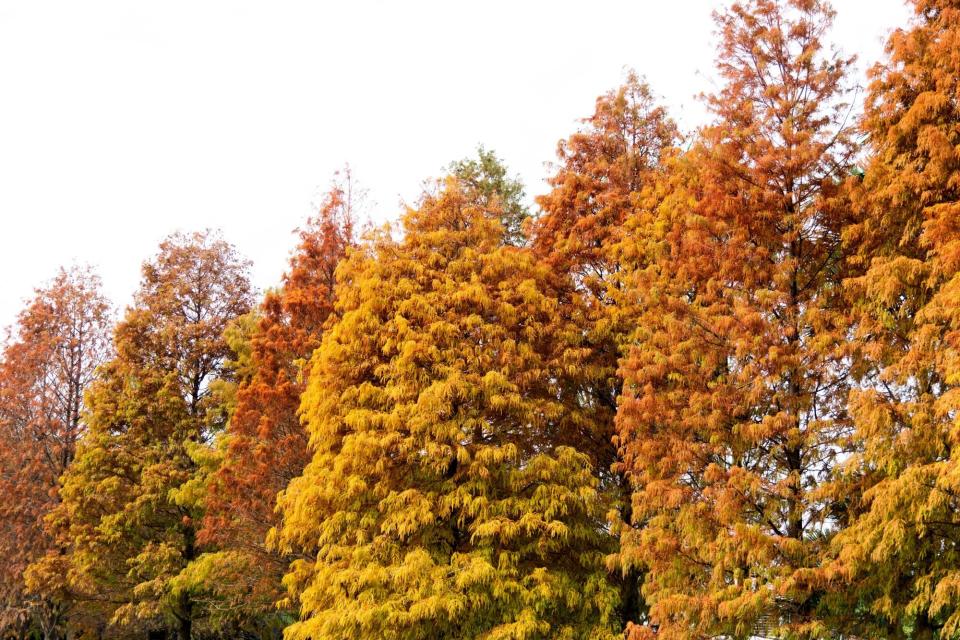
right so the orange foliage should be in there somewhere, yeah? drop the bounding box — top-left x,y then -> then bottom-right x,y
825,2 -> 960,636
0,267 -> 111,636
198,173 -> 358,619
616,1 -> 859,637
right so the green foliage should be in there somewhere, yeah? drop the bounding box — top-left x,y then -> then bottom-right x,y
448,146 -> 530,246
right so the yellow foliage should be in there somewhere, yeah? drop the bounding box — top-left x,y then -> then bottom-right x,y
274,178 -> 620,640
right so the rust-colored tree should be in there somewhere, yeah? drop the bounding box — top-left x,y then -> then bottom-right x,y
195,173 -> 358,634
531,71 -> 678,626
534,70 -> 677,300
616,1 -> 859,637
0,267 -> 111,639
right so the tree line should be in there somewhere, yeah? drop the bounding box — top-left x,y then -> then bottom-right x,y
2,0 -> 959,638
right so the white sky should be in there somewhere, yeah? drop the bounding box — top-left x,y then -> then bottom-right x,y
0,0 -> 913,329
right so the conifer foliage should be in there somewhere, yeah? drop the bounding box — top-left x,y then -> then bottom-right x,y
274,178 -> 620,640
195,173 -> 359,633
0,267 -> 111,638
615,1 -> 859,637
532,70 -> 678,627
534,70 -> 677,300
38,231 -> 253,639
4,2 -> 960,639
449,147 -> 530,247
826,2 -> 960,637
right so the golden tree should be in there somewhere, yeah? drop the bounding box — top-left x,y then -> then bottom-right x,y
274,178 -> 620,640
825,2 -> 960,637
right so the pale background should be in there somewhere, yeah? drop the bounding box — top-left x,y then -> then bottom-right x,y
0,1 -> 913,328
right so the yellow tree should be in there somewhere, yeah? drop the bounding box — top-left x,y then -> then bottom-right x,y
274,177 -> 620,640
615,1 -> 859,637
825,2 -> 960,637
35,231 -> 253,640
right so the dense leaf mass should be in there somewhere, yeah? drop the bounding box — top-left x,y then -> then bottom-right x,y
32,231 -> 253,639
822,2 -> 960,637
615,1 -> 861,637
275,179 -> 620,640
0,267 -> 111,638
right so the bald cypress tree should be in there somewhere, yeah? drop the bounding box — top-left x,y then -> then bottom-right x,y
38,231 -> 252,639
615,1 -> 860,637
824,2 -> 960,637
275,178 -> 620,640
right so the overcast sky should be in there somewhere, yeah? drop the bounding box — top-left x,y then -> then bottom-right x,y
0,0 -> 914,329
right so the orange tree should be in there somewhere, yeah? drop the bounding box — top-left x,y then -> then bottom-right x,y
193,175 -> 358,636
531,72 -> 678,626
825,2 -> 960,637
615,1 -> 860,637
0,267 -> 111,639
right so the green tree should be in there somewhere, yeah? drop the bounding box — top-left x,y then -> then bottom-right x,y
448,146 -> 530,246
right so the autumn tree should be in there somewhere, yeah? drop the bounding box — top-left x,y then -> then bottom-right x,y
823,2 -> 960,637
531,71 -> 678,625
192,173 -> 358,635
0,267 -> 111,639
274,177 -> 620,640
35,231 -> 253,640
615,1 -> 859,637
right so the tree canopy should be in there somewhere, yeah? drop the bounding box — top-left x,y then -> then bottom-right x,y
4,3 -> 960,639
